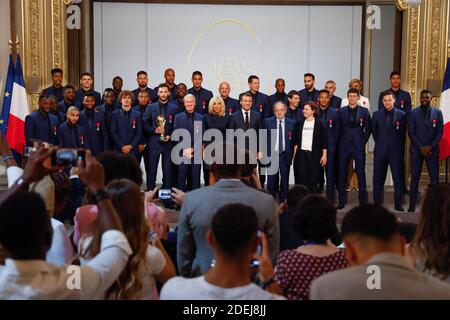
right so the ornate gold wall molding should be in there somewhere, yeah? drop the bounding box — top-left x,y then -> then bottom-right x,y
19,0 -> 68,110
402,7 -> 420,106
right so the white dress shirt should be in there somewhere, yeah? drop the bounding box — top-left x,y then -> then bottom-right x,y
47,219 -> 76,266
0,230 -> 132,300
274,117 -> 285,152
241,109 -> 251,124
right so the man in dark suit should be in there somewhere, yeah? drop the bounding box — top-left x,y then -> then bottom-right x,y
79,93 -> 109,156
337,88 -> 372,209
110,91 -> 142,159
58,107 -> 89,149
24,94 -> 60,146
74,72 -> 102,107
143,84 -> 178,191
154,68 -> 177,102
269,78 -> 289,114
132,70 -> 157,107
286,90 -> 304,124
372,91 -> 407,211
219,81 -> 240,115
188,71 -> 213,115
57,85 -> 79,114
47,95 -> 66,125
325,80 -> 342,109
173,94 -> 203,191
264,101 -> 296,202
408,89 -> 444,212
299,73 -> 319,107
173,83 -> 188,114
112,76 -> 123,104
97,88 -> 119,141
133,90 -> 150,179
228,92 -> 264,186
42,68 -> 64,102
378,71 -> 412,113
378,71 -> 412,195
317,90 -> 340,202
242,75 -> 271,119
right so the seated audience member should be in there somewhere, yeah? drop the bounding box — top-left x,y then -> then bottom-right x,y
276,195 -> 348,300
240,159 -> 262,190
176,144 -> 279,277
310,204 -> 450,300
0,148 -> 132,299
79,179 -> 176,299
278,185 -> 309,251
407,183 -> 450,283
161,204 -> 285,300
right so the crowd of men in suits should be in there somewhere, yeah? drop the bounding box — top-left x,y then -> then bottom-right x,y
25,68 -> 444,212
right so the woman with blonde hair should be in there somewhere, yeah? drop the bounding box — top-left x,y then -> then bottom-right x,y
202,96 -> 230,185
79,179 -> 176,299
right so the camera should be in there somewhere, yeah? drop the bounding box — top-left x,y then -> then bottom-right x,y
52,149 -> 86,167
158,189 -> 172,200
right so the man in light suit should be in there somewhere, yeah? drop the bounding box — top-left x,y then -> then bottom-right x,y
310,204 -> 450,300
176,144 -> 279,277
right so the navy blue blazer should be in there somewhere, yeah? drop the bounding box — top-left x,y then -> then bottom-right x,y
142,102 -> 178,148
286,107 -> 304,123
58,99 -> 80,114
245,91 -> 270,119
74,89 -> 102,108
298,88 -> 319,106
188,87 -> 213,114
337,106 -> 372,151
110,109 -> 142,151
24,110 -> 60,145
58,122 -> 90,149
408,106 -> 444,154
330,95 -> 342,109
317,106 -> 340,153
78,108 -> 109,155
133,104 -> 150,145
132,87 -> 157,106
50,110 -> 66,125
43,85 -> 64,102
263,117 -> 296,164
269,92 -> 289,108
223,97 -> 241,115
174,112 -> 204,147
378,89 -> 412,113
372,108 -> 407,156
227,110 -> 262,131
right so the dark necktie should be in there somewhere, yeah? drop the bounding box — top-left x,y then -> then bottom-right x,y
386,110 -> 393,128
279,119 -> 284,153
245,112 -> 250,129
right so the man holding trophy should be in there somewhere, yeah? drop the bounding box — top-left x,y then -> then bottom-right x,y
143,83 -> 178,191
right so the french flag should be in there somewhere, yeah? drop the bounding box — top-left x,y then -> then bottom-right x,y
440,58 -> 450,160
6,54 -> 29,155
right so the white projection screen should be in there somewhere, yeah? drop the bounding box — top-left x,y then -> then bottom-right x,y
93,2 -> 363,98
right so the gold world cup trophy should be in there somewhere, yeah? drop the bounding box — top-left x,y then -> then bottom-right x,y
155,114 -> 166,142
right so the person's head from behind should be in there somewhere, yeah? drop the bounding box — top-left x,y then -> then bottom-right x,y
50,172 -> 72,217
412,183 -> 450,278
240,149 -> 258,188
208,143 -> 243,183
0,191 -> 52,260
292,195 -> 336,244
208,203 -> 258,263
286,185 -> 310,209
97,151 -> 143,187
341,204 -> 404,266
82,179 -> 148,299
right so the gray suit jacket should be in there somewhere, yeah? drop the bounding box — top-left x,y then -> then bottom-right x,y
310,252 -> 450,300
177,179 -> 279,277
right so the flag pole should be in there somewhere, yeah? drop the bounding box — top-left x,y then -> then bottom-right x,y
8,39 -> 13,54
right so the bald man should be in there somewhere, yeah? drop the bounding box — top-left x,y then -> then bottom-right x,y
218,81 -> 240,115
155,68 -> 178,102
